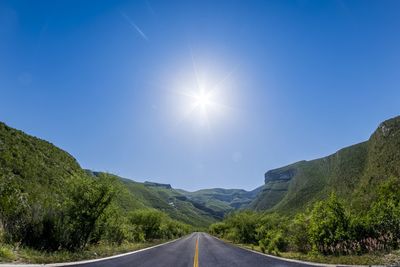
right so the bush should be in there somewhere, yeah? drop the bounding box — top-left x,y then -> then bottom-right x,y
56,175 -> 115,250
128,209 -> 189,241
93,205 -> 133,245
0,245 -> 15,261
128,210 -> 164,240
308,193 -> 351,254
209,222 -> 228,237
0,173 -> 116,251
259,229 -> 287,254
288,213 -> 310,253
365,177 -> 400,251
223,211 -> 259,244
0,173 -> 30,244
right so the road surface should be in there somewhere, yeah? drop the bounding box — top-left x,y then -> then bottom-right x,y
71,232 -> 321,267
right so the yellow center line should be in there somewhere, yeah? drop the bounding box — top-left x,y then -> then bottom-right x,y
193,235 -> 199,267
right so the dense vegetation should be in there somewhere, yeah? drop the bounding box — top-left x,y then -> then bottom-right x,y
0,122 -> 191,259
210,177 -> 400,257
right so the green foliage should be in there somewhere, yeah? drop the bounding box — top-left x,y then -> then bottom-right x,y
93,205 -> 132,245
0,171 -> 116,251
0,245 -> 15,261
259,229 -> 287,255
256,213 -> 289,254
224,211 -> 259,244
0,173 -> 30,244
364,177 -> 400,250
128,210 -> 165,240
308,193 -> 350,254
209,222 -> 228,237
211,177 -> 400,257
55,175 -> 115,250
287,213 -> 310,253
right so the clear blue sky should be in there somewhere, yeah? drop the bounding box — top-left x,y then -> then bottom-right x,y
1,0 -> 400,190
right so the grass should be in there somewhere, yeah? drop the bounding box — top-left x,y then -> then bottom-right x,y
0,240 -> 167,264
0,245 -> 16,261
236,243 -> 400,266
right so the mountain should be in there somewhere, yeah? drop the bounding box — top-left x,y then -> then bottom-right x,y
0,122 -> 218,228
0,122 -> 88,207
87,172 -> 221,226
250,115 -> 400,214
178,186 -> 263,217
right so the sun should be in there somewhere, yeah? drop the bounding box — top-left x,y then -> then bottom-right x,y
193,90 -> 212,110
179,86 -> 219,127
173,53 -> 235,128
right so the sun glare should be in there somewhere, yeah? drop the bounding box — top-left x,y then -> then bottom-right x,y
194,90 -> 212,109
180,85 -> 221,128
172,54 -> 236,129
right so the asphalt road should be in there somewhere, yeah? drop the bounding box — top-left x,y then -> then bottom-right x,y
70,232 -> 321,267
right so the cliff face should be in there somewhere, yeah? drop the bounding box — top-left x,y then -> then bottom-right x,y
249,162 -> 305,210
250,116 -> 400,214
144,181 -> 172,189
264,165 -> 300,183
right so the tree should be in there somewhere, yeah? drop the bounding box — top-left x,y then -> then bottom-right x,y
0,173 -> 30,244
309,193 -> 350,254
58,174 -> 116,250
366,177 -> 400,250
288,213 -> 310,253
224,211 -> 259,244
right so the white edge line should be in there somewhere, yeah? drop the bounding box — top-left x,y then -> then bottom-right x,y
0,234 -> 191,267
209,235 -> 386,267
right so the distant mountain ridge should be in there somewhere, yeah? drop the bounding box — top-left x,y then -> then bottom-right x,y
250,115 -> 400,214
178,186 -> 263,215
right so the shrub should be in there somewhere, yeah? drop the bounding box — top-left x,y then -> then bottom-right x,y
0,245 -> 15,261
223,211 -> 259,244
259,229 -> 287,254
0,173 -> 116,251
288,213 -> 310,253
365,177 -> 400,251
308,193 -> 351,254
128,209 -> 189,241
128,210 -> 164,240
0,173 -> 31,244
209,222 -> 228,237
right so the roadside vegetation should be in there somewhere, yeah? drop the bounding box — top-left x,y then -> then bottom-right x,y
0,173 -> 190,263
209,177 -> 400,265
0,170 -> 192,263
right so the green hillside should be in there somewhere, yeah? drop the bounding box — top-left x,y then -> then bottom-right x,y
87,172 -> 218,227
178,186 -> 263,217
250,115 -> 400,214
0,122 -> 86,197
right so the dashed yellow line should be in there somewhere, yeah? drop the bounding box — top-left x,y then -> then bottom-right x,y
193,235 -> 199,267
